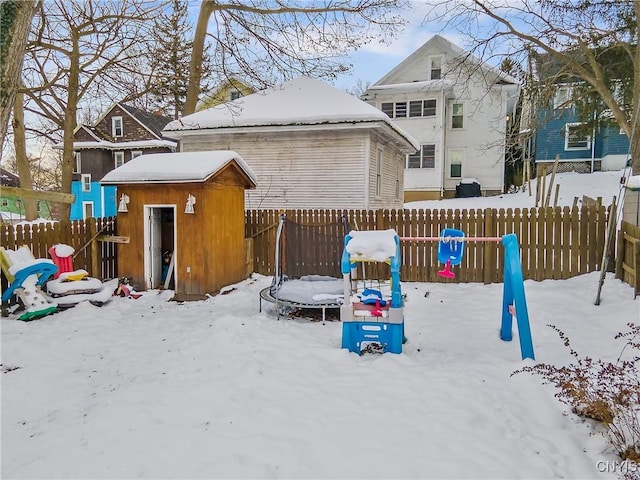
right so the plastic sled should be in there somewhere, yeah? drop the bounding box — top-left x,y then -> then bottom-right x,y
437,228 -> 465,279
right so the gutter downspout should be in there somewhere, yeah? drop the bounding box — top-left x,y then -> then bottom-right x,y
364,135 -> 371,209
441,88 -> 446,198
501,85 -> 507,194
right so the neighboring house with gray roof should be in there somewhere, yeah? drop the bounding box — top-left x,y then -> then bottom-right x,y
60,102 -> 177,220
163,76 -> 419,210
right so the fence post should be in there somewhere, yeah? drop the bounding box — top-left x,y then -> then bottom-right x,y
376,209 -> 385,230
483,209 -> 496,284
615,223 -> 625,280
634,237 -> 640,297
89,220 -> 99,278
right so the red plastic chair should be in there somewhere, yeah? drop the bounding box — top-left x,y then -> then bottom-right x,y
48,245 -> 74,279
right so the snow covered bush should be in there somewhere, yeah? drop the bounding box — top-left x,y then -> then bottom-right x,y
515,323 -> 640,471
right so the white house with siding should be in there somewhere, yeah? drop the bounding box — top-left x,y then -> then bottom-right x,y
362,35 -> 520,201
162,76 -> 419,210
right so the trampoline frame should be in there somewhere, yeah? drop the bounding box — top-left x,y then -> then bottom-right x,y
259,285 -> 341,322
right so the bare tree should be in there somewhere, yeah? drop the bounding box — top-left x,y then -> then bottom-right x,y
422,0 -> 639,175
20,0 -> 163,220
12,88 -> 38,220
344,78 -> 372,98
0,0 -> 39,154
183,0 -> 408,115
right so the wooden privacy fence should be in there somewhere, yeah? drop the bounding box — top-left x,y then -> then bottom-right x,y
245,205 -> 614,284
616,221 -> 640,296
0,217 -> 118,298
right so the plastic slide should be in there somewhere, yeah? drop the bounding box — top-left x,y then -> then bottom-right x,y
0,246 -> 58,321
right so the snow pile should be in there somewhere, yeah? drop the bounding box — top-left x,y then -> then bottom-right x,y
345,229 -> 398,261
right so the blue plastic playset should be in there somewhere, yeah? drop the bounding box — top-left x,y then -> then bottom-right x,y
339,228 -> 535,360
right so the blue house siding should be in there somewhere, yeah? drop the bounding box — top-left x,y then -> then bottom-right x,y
600,125 -> 629,157
535,104 -> 630,172
70,181 -> 117,220
535,109 -> 593,161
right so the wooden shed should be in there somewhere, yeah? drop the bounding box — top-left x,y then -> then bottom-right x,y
101,150 -> 257,301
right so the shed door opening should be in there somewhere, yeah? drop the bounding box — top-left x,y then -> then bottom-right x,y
144,206 -> 176,290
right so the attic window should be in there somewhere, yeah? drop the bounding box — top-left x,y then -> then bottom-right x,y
112,116 -> 123,137
554,85 -> 573,109
230,90 -> 241,101
429,56 -> 442,80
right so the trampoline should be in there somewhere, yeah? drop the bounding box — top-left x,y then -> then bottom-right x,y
259,214 -> 350,321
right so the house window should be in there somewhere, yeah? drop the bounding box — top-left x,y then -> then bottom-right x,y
114,151 -> 125,168
394,102 -> 407,118
112,116 -> 123,137
409,101 -> 422,118
1,199 -> 8,207
449,149 -> 463,178
451,103 -> 464,129
429,56 -> 442,80
81,174 -> 91,192
407,144 -> 435,169
554,85 -> 573,109
565,123 -> 591,150
73,152 -> 81,173
383,100 -> 438,119
82,202 -> 94,219
131,150 -> 143,159
230,90 -> 241,101
409,99 -> 437,118
376,148 -> 383,197
423,99 -> 436,117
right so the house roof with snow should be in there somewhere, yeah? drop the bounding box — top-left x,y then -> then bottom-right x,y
372,35 -> 519,88
0,168 -> 20,187
56,102 -> 177,151
163,76 -> 419,150
100,150 -> 258,187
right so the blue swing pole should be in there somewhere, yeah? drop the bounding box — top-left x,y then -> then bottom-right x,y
400,234 -> 535,361
501,234 -> 535,361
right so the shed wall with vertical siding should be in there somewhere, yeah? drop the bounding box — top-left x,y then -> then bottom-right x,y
114,165 -> 250,300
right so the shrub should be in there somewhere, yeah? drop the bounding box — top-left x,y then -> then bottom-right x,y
514,323 -> 639,471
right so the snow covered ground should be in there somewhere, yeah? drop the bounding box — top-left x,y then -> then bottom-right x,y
2,169 -> 639,479
405,169 -> 629,210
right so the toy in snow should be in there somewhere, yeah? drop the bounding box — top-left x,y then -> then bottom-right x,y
47,244 -> 112,307
113,277 -> 142,299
